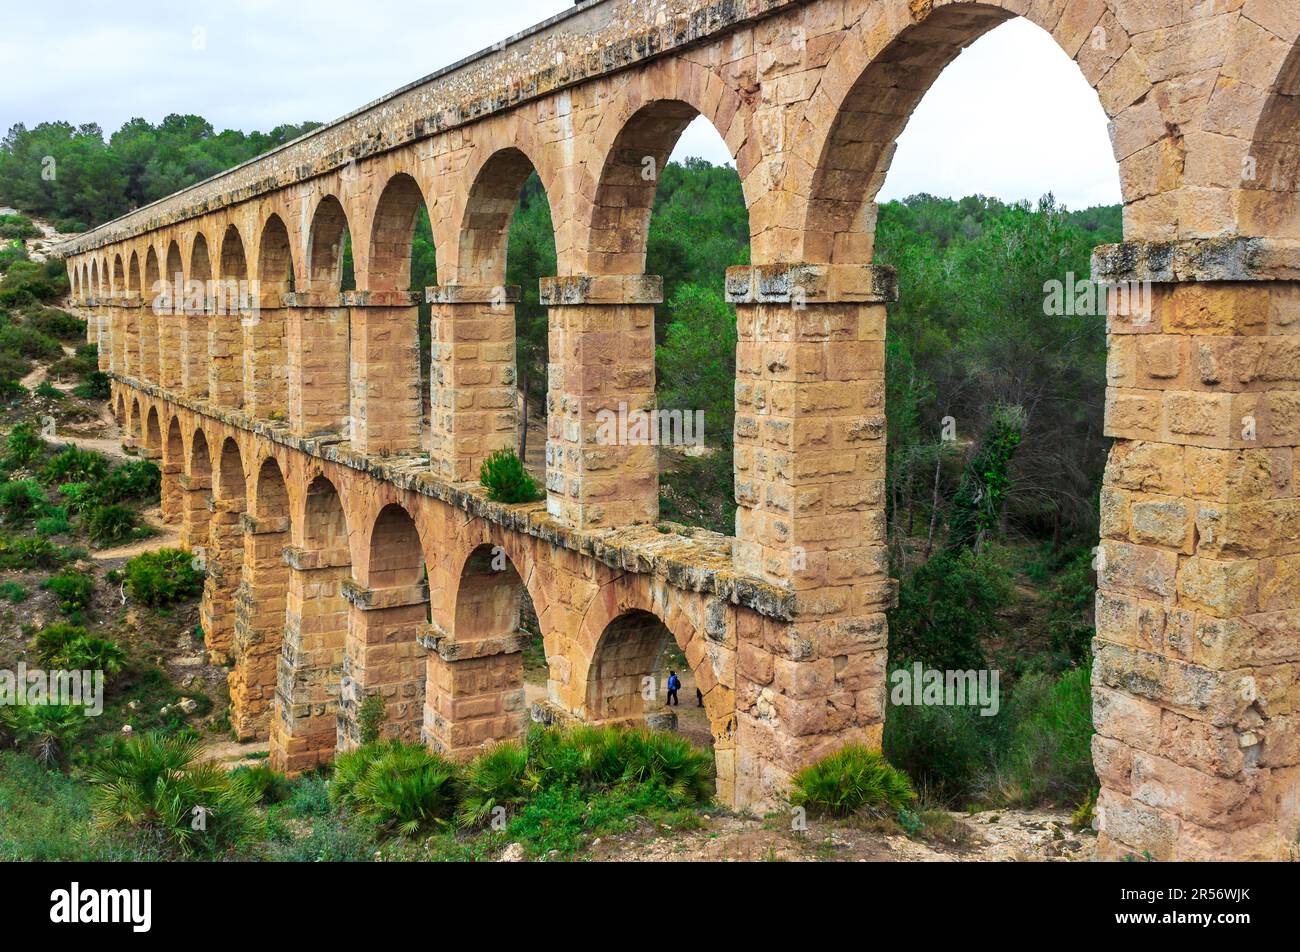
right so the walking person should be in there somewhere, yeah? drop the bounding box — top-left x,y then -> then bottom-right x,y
666,670 -> 681,706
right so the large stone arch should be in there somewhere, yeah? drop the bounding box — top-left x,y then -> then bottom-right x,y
421,540 -> 533,757
210,224 -> 249,408
128,395 -> 144,445
256,213 -> 294,294
157,240 -> 185,390
1243,32 -> 1300,239
201,435 -> 248,663
143,405 -> 162,454
144,245 -> 160,296
451,144 -> 554,287
230,455 -> 293,740
271,472 -> 353,772
304,194 -> 353,292
340,501 -> 430,746
188,231 -> 212,283
363,171 -> 432,292
161,413 -> 184,524
577,59 -> 755,275
180,232 -> 213,399
181,427 -> 212,553
789,0 -> 1143,264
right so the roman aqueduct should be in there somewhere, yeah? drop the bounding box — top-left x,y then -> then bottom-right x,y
54,0 -> 1300,859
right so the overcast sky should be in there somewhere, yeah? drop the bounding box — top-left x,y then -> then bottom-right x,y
2,2 -> 1120,210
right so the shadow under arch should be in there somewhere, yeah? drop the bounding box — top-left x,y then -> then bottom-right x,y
1245,38 -> 1300,238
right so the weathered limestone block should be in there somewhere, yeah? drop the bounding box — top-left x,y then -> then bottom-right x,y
158,309 -> 183,389
347,295 -> 423,456
181,309 -> 209,399
229,513 -> 289,740
339,579 -> 429,748
199,501 -> 245,665
177,473 -> 211,552
285,297 -> 350,437
138,301 -> 159,384
269,546 -> 350,774
427,285 -> 520,482
159,460 -> 183,525
1096,271 -> 1300,861
543,275 -> 660,529
109,302 -> 126,374
122,298 -> 141,379
95,306 -> 110,371
420,622 -> 527,759
242,303 -> 287,420
208,308 -> 245,409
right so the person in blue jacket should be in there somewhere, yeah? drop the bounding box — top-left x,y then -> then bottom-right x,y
666,671 -> 681,706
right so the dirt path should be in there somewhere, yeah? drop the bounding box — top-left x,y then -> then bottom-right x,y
201,737 -> 271,771
592,808 -> 1095,863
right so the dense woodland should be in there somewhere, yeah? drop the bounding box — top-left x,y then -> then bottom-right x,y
0,115 -> 1117,817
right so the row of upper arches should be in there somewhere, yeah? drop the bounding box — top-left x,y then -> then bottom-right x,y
65,0 -> 1300,303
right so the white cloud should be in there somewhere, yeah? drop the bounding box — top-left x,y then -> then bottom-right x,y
3,4 -> 1118,209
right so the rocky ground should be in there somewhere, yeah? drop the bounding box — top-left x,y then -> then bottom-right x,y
493,807 -> 1094,862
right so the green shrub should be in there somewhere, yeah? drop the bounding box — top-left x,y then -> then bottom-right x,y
882,684 -> 1002,804
34,508 -> 72,537
43,446 -> 109,485
0,580 -> 26,603
0,324 -> 60,361
522,723 -> 714,800
889,548 -> 1012,670
4,423 -> 43,467
98,459 -> 161,503
0,750 -> 164,860
0,533 -> 76,570
231,764 -> 292,805
87,732 -> 261,857
1045,549 -> 1097,668
83,503 -> 139,546
0,705 -> 84,768
41,568 -> 95,615
72,371 -> 111,400
457,742 -> 528,828
330,740 -> 459,836
504,782 -> 696,857
0,242 -> 27,272
31,622 -> 124,673
0,378 -> 24,404
790,745 -> 916,818
34,380 -> 61,400
0,479 -> 48,523
46,354 -> 95,381
124,548 -> 204,606
56,481 -> 94,513
480,449 -> 543,504
982,667 -> 1095,808
0,214 -> 36,240
23,307 -> 84,341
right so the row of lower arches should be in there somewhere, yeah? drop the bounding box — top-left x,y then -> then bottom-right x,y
112,387 -> 727,778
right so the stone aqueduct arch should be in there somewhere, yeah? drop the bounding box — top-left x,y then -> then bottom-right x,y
57,0 -> 1300,860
